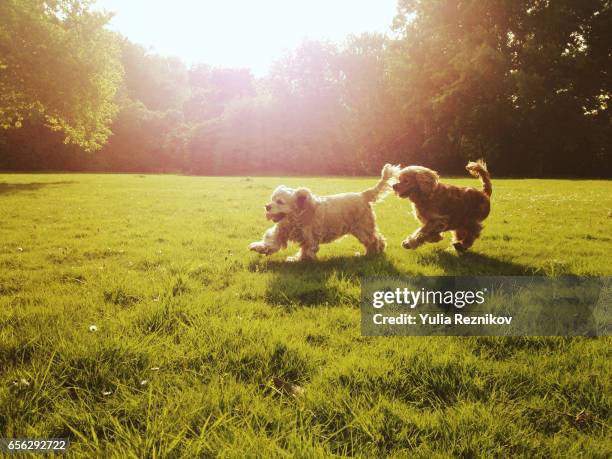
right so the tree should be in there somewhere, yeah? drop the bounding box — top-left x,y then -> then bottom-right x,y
266,40 -> 352,173
338,33 -> 408,171
507,0 -> 611,175
390,0 -> 610,176
1,1 -> 608,177
184,66 -> 255,122
92,42 -> 191,172
120,40 -> 189,112
99,101 -> 186,172
389,0 -> 516,172
0,0 -> 122,151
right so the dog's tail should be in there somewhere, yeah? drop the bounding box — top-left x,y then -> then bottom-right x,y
362,164 -> 401,203
466,159 -> 492,197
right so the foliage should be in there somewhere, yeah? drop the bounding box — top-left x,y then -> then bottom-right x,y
0,0 -> 123,151
98,101 -> 187,173
389,0 -> 611,175
185,65 -> 255,122
0,0 -> 610,176
119,40 -> 189,112
338,33 -> 408,169
0,174 -> 610,456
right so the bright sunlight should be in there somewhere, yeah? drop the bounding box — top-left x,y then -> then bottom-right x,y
95,0 -> 398,75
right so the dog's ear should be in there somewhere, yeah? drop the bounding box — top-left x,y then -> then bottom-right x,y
415,169 -> 439,195
293,188 -> 314,210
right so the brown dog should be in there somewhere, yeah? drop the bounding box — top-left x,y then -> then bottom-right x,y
392,160 -> 492,252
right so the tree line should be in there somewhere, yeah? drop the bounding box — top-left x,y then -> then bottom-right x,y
1,0 -> 610,177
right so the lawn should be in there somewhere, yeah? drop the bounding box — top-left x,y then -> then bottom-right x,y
0,174 -> 610,457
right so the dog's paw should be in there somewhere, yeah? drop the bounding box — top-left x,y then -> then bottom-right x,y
452,242 -> 467,253
402,239 -> 417,249
286,255 -> 300,262
249,242 -> 271,255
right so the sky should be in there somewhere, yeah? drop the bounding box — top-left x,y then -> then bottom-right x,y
94,0 -> 398,76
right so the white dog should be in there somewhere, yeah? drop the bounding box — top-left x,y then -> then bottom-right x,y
249,164 -> 398,261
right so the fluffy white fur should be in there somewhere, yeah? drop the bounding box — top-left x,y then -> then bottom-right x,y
249,164 -> 399,261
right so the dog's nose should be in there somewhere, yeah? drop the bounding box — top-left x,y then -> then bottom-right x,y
392,183 -> 399,191
265,204 -> 272,211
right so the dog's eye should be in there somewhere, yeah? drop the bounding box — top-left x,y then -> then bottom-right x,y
276,199 -> 284,205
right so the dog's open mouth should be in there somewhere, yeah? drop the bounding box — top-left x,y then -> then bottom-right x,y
266,211 -> 286,222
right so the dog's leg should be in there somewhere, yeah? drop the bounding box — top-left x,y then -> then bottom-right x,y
402,228 -> 426,249
352,227 -> 387,256
402,220 -> 446,249
352,211 -> 386,255
423,232 -> 444,243
451,228 -> 468,253
301,243 -> 319,260
286,248 -> 303,262
402,230 -> 443,249
452,222 -> 482,253
249,225 -> 287,256
287,231 -> 318,262
368,232 -> 387,255
286,243 -> 318,262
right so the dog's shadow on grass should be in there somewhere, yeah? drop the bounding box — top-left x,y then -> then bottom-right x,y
415,249 -> 536,276
251,254 -> 407,307
0,181 -> 76,195
252,249 -> 535,307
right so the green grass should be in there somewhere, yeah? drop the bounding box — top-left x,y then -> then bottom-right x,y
0,174 -> 610,457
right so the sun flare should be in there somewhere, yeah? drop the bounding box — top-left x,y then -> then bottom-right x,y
95,0 -> 398,75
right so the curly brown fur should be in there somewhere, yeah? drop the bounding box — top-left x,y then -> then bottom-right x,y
392,160 -> 492,252
249,164 -> 399,261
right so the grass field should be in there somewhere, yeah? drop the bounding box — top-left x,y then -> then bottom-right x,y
0,174 -> 610,457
